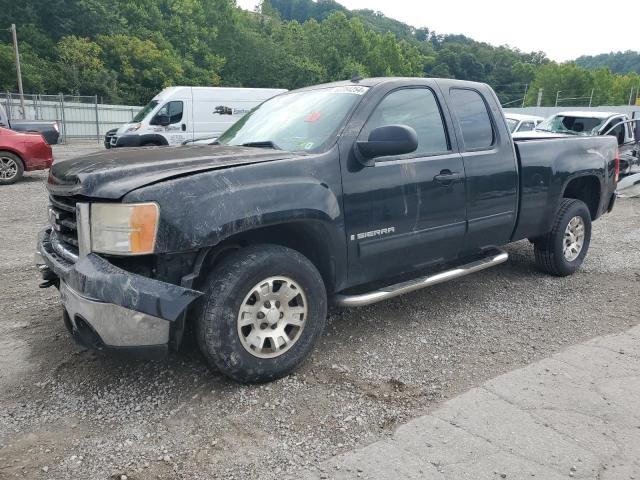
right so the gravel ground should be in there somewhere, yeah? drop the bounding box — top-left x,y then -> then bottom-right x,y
0,143 -> 639,479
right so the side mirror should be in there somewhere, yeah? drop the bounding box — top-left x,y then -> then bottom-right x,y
153,114 -> 171,126
355,125 -> 418,166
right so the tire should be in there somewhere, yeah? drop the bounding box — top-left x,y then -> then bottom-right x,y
533,199 -> 592,276
0,151 -> 24,185
195,244 -> 327,383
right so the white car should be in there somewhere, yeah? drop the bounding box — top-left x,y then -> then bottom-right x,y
109,86 -> 287,148
504,113 -> 544,134
513,111 -> 639,175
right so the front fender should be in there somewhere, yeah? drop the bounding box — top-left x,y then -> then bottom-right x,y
124,154 -> 345,254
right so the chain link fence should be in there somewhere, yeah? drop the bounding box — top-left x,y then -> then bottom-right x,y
2,92 -> 141,143
493,84 -> 640,109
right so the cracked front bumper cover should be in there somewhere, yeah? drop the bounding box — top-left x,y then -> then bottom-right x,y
37,228 -> 202,351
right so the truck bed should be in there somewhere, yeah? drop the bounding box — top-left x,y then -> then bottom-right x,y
511,135 -> 618,241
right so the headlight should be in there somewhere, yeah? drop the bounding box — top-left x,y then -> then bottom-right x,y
90,203 -> 159,255
125,123 -> 142,133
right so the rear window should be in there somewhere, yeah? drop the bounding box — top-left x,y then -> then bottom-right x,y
537,115 -> 606,135
519,121 -> 536,132
450,89 -> 494,149
505,118 -> 518,133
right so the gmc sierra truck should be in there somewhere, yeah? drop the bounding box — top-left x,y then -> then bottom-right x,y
35,77 -> 619,383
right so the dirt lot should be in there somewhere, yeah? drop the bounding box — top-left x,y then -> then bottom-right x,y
1,144 -> 639,479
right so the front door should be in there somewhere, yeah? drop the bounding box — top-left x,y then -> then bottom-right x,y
341,86 -> 467,286
157,99 -> 191,145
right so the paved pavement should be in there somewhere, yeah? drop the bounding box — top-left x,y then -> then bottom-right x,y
300,326 -> 640,480
52,141 -> 103,163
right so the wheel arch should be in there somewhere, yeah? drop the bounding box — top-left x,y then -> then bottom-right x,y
194,220 -> 342,295
562,175 -> 601,220
0,148 -> 24,163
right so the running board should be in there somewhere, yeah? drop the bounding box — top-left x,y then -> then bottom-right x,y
334,249 -> 508,307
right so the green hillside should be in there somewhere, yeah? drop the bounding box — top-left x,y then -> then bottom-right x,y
576,51 -> 640,75
0,0 -> 637,107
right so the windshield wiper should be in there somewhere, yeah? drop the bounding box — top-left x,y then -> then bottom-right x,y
241,140 -> 282,150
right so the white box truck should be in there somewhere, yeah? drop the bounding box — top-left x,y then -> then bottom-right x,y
107,86 -> 287,148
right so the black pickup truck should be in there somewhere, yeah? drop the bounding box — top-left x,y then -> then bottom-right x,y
0,104 -> 60,145
36,77 -> 619,383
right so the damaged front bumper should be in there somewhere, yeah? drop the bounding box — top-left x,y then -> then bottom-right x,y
36,228 -> 202,357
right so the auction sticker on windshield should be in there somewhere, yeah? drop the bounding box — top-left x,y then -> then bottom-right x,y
329,86 -> 368,95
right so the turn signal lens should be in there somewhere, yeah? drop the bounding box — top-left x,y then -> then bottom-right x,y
614,149 -> 620,184
129,204 -> 159,254
91,203 -> 159,255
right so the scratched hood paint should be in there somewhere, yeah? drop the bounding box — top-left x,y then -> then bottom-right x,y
47,144 -> 295,198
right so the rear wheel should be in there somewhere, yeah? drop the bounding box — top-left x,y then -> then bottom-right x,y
0,151 -> 24,185
534,199 -> 592,276
195,245 -> 327,383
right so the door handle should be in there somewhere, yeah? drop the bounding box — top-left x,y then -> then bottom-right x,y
181,123 -> 186,132
433,170 -> 462,184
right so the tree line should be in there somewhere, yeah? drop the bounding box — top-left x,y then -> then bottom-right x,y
0,0 -> 638,107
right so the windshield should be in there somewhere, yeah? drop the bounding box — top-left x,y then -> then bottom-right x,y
505,118 -> 518,133
216,86 -> 369,153
537,115 -> 606,136
132,100 -> 159,123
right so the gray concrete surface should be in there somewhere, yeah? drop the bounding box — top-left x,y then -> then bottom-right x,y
301,326 -> 640,480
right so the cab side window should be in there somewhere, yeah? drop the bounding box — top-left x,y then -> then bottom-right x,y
604,118 -> 625,146
449,89 -> 494,150
518,121 -> 536,132
156,101 -> 184,124
361,88 -> 449,157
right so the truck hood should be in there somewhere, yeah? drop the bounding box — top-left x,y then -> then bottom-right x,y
48,144 -> 295,199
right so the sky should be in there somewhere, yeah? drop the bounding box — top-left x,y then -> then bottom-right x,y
236,0 -> 633,62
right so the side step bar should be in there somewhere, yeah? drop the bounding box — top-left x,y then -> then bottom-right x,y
334,249 -> 508,307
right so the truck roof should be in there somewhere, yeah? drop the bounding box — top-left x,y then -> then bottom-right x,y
294,77 -> 487,91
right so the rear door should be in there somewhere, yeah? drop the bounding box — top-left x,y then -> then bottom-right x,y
340,83 -> 467,285
445,85 -> 518,251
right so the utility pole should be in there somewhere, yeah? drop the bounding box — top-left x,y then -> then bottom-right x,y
9,24 -> 26,119
536,88 -> 543,107
555,90 -> 561,107
588,89 -> 594,108
521,84 -> 528,108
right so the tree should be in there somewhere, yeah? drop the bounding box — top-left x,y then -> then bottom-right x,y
56,36 -> 109,96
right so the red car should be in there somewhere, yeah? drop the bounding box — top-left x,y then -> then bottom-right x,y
0,127 -> 53,184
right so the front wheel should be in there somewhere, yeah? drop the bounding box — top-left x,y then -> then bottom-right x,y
195,245 -> 327,383
534,199 -> 592,276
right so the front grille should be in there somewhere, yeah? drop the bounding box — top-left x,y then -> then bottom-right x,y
49,195 -> 79,259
